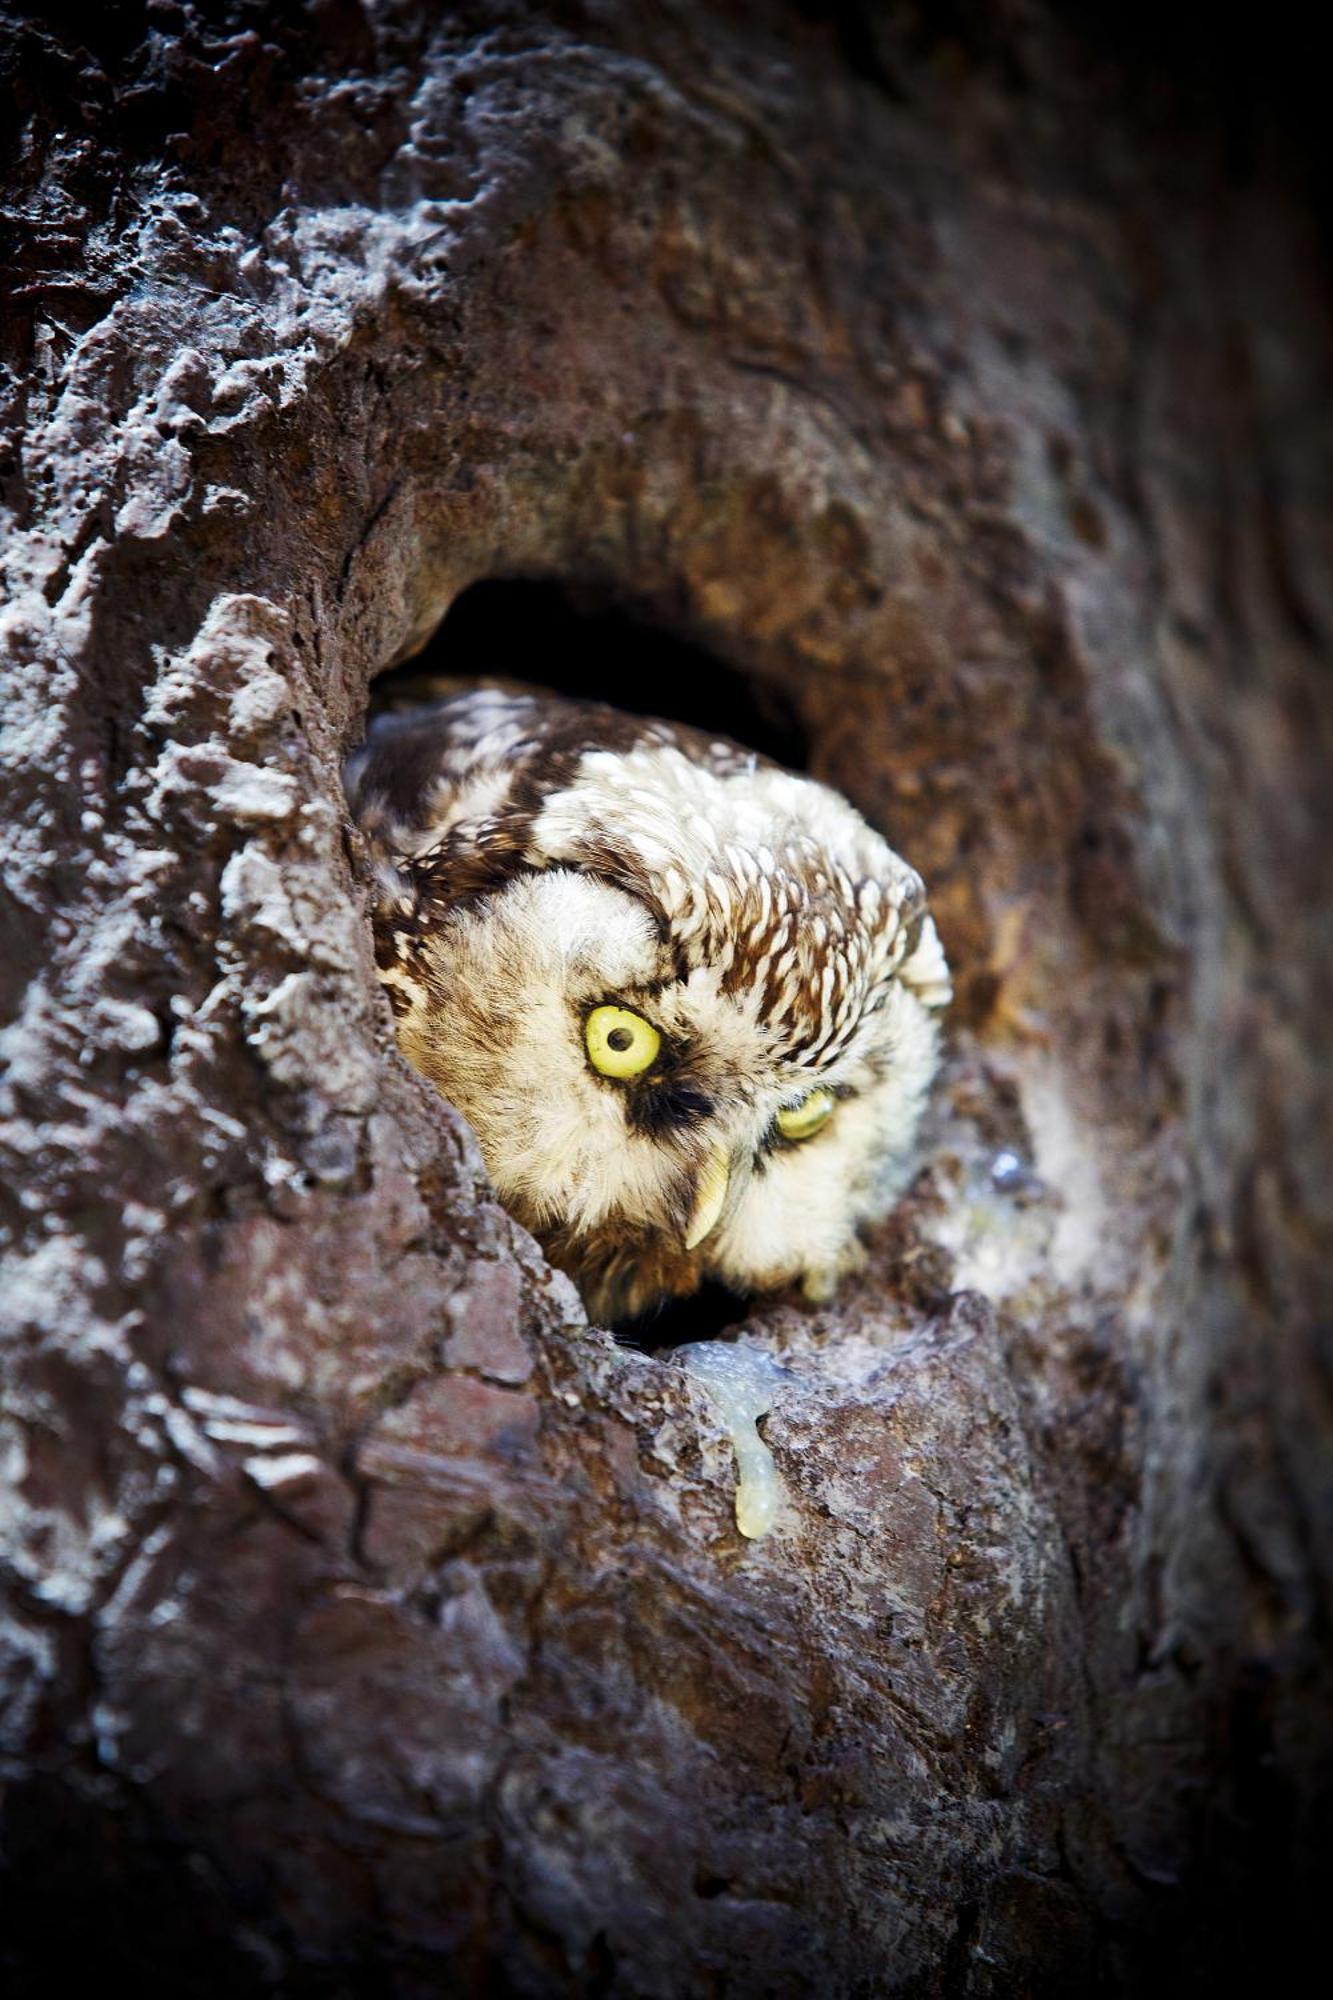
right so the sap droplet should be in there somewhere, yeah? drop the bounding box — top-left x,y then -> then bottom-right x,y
677,1341 -> 790,1540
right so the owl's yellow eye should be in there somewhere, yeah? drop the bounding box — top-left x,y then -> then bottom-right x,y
776,1087 -> 835,1142
585,1005 -> 662,1080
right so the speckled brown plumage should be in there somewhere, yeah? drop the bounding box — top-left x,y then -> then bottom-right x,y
347,687 -> 949,1319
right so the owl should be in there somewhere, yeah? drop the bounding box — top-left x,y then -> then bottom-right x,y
346,686 -> 950,1323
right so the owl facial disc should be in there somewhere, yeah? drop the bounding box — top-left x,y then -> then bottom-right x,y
348,686 -> 951,1321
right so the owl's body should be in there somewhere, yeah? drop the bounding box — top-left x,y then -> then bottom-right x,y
347,687 -> 949,1322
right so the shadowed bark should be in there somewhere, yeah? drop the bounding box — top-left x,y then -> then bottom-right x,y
2,4 -> 1330,1993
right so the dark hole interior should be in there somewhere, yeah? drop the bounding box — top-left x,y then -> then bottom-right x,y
614,1280 -> 758,1352
372,575 -> 807,1349
372,576 -> 809,769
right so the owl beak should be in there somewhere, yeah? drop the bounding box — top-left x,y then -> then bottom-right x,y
684,1147 -> 731,1251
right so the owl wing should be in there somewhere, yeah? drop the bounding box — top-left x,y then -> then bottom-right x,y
347,687 -> 762,870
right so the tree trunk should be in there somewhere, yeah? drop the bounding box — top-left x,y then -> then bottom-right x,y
2,4 -> 1329,1993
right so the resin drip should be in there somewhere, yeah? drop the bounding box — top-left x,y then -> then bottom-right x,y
678,1342 -> 789,1539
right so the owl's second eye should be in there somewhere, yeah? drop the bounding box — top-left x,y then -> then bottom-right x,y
586,1004 -> 662,1080
776,1087 -> 835,1142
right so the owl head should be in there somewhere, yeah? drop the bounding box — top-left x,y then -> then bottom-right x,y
349,690 -> 950,1324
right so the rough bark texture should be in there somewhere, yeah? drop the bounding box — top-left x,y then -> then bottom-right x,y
2,4 -> 1330,1994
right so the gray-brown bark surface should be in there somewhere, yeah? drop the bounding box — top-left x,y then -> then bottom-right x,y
2,4 -> 1330,1993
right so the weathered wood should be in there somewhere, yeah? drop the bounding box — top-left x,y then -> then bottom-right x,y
2,5 -> 1330,1992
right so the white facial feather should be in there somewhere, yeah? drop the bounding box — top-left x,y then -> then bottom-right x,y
348,688 -> 949,1320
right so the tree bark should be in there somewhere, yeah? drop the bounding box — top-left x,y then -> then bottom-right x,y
2,4 -> 1330,1993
